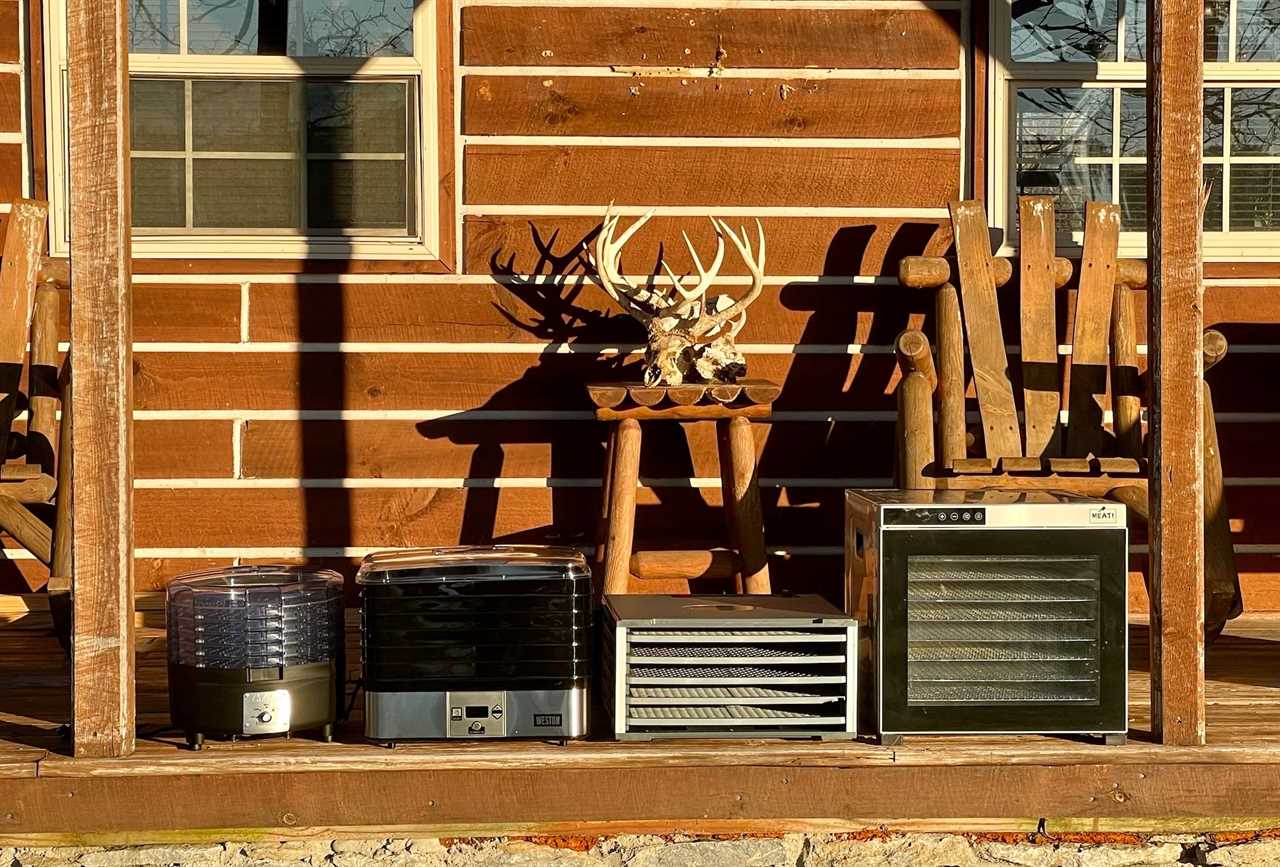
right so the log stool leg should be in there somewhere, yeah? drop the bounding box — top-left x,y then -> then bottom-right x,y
721,416 -> 770,594
594,425 -> 618,581
603,418 -> 642,596
715,419 -> 744,593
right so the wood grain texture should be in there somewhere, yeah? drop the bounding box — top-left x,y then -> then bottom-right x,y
949,201 -> 1020,459
239,418 -> 899,481
463,146 -> 960,208
1065,202 -> 1119,459
131,352 -> 903,413
934,283 -> 967,467
460,6 -> 962,70
603,418 -> 641,595
67,0 -> 135,758
27,286 -> 59,477
464,215 -> 953,279
721,415 -> 769,594
0,1 -> 18,63
0,201 -> 49,449
463,76 -> 961,139
1203,378 -> 1242,635
1018,196 -> 1062,458
1147,0 -> 1207,746
1111,283 -> 1144,459
0,73 -> 22,132
250,277 -> 938,346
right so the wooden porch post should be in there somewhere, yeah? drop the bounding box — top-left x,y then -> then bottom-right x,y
1147,0 -> 1206,745
67,0 -> 135,757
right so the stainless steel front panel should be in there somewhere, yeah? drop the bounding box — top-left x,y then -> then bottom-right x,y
364,687 -> 587,740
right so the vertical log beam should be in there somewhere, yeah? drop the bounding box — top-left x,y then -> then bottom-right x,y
67,0 -> 135,757
1147,0 -> 1205,746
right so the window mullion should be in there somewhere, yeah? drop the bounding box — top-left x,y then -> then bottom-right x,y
1222,87 -> 1233,230
298,80 -> 308,234
179,0 -> 188,56
184,78 -> 194,230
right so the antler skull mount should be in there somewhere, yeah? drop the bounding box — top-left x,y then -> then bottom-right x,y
589,207 -> 766,387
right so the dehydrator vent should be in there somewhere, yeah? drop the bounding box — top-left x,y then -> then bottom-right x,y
605,596 -> 857,740
905,555 -> 1102,706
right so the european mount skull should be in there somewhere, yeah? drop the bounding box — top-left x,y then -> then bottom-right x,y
588,206 -> 766,387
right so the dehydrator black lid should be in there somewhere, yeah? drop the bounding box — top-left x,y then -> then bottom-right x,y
606,594 -> 853,627
356,545 -> 589,585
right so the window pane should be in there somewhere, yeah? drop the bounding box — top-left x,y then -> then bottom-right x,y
1125,0 -> 1229,59
1119,164 -> 1222,231
1231,166 -> 1280,230
1015,88 -> 1112,233
132,159 -> 186,228
1012,0 -> 1119,62
192,80 -> 300,152
185,0 -> 412,56
188,0 -> 264,54
289,0 -> 413,56
1232,88 -> 1280,156
1117,88 -> 1224,157
307,81 -> 407,154
1238,0 -> 1280,60
193,159 -> 301,228
308,160 -> 407,229
131,79 -> 185,151
130,0 -> 180,53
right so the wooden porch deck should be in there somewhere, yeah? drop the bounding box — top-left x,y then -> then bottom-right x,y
6,603 -> 1280,841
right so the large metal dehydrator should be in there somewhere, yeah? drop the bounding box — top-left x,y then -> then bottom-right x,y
845,489 -> 1129,744
356,545 -> 591,741
603,594 -> 857,740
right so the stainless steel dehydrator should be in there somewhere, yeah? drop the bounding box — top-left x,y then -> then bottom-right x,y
603,594 -> 857,740
845,489 -> 1129,744
356,545 -> 591,741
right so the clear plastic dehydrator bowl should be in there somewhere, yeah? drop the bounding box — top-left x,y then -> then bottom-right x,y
166,566 -> 344,670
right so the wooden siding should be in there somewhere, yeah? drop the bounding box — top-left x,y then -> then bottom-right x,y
4,0 -> 1280,617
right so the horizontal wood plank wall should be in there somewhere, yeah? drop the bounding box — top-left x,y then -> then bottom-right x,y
9,0 -> 1280,617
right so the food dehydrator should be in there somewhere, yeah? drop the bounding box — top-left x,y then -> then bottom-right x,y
356,546 -> 591,741
845,489 -> 1128,744
603,594 -> 857,740
166,565 -> 344,749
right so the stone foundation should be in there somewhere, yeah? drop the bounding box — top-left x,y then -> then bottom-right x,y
6,833 -> 1280,867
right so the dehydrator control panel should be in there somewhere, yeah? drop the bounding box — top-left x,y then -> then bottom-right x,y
446,691 -> 508,738
884,507 -> 987,526
242,689 -> 292,735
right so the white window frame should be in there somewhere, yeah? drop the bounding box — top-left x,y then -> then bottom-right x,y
41,0 -> 442,260
989,0 -> 1280,260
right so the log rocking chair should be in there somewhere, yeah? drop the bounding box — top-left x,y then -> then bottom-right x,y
894,196 -> 1242,638
0,198 -> 73,644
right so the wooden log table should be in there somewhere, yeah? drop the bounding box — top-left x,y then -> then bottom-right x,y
586,380 -> 780,596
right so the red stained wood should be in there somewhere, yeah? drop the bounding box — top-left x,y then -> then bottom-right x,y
460,6 -> 962,70
131,351 -> 903,413
463,146 -> 960,208
67,0 -> 135,758
463,76 -> 961,139
1146,0 -> 1207,746
463,215 -> 953,279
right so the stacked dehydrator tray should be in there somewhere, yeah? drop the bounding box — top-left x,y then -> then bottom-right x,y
166,566 -> 344,749
356,546 -> 592,741
602,594 -> 858,740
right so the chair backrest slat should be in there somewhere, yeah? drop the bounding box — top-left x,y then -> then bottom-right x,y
1064,202 -> 1120,458
1017,195 -> 1063,458
0,200 -> 49,448
949,200 -> 1022,459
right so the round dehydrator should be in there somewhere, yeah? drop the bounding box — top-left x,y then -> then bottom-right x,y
166,565 -> 344,749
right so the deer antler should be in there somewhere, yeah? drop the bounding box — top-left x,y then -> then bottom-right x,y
690,218 -> 765,337
589,205 -> 670,325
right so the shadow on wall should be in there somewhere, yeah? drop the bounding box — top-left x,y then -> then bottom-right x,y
411,217 -> 955,602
